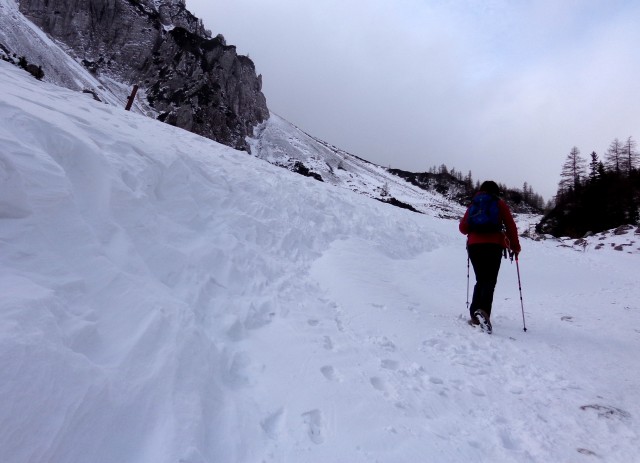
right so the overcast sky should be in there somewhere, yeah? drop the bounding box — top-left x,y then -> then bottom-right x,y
186,0 -> 640,200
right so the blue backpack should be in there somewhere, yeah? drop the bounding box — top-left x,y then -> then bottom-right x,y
467,193 -> 502,233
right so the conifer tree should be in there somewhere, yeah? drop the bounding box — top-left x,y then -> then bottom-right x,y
605,138 -> 624,174
559,146 -> 586,194
588,151 -> 599,182
464,171 -> 474,195
622,136 -> 638,175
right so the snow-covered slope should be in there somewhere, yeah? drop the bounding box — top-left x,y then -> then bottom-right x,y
1,61 -> 639,463
250,113 -> 464,218
0,0 -> 155,114
1,0 -> 465,216
0,0 -> 457,217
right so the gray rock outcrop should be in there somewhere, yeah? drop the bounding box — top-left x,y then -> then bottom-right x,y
18,0 -> 269,151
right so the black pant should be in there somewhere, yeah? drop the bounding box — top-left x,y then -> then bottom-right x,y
468,244 -> 503,318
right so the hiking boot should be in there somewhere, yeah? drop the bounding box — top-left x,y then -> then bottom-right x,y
468,316 -> 480,326
474,310 -> 492,334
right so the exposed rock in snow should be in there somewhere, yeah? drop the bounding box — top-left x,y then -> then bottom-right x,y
9,0 -> 268,151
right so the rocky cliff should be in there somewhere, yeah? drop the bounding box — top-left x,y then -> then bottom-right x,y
17,0 -> 269,151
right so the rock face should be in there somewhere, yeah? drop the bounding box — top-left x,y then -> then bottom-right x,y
18,0 -> 269,151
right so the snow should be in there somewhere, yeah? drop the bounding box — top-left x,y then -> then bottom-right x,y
0,0 -> 153,112
250,112 -> 465,219
1,59 -> 639,462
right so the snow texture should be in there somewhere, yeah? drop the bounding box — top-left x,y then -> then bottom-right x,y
1,60 -> 639,463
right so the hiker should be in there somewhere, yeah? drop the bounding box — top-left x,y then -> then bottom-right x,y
459,180 -> 521,332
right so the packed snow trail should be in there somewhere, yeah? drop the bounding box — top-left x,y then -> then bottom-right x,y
1,61 -> 639,462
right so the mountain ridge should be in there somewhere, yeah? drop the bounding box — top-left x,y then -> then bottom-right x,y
8,0 -> 268,151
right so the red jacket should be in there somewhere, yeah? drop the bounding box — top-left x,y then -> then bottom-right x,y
459,196 -> 521,253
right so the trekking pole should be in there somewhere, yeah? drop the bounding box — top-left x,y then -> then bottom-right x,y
515,255 -> 527,332
466,253 -> 470,311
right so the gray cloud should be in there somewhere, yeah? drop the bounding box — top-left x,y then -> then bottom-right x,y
188,0 -> 640,200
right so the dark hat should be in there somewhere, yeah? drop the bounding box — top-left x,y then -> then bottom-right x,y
479,180 -> 500,196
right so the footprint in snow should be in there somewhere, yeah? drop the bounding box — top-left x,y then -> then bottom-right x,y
302,409 -> 324,444
370,336 -> 396,352
370,376 -> 387,392
380,359 -> 399,370
244,303 -> 276,330
499,429 -> 518,450
320,365 -> 341,382
261,407 -> 285,440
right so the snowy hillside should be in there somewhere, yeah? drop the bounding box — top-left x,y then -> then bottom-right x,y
250,113 -> 464,218
0,0 -> 466,217
0,0 -> 148,111
1,61 -> 640,463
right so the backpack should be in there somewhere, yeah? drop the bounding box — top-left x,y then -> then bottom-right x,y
467,193 -> 502,233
